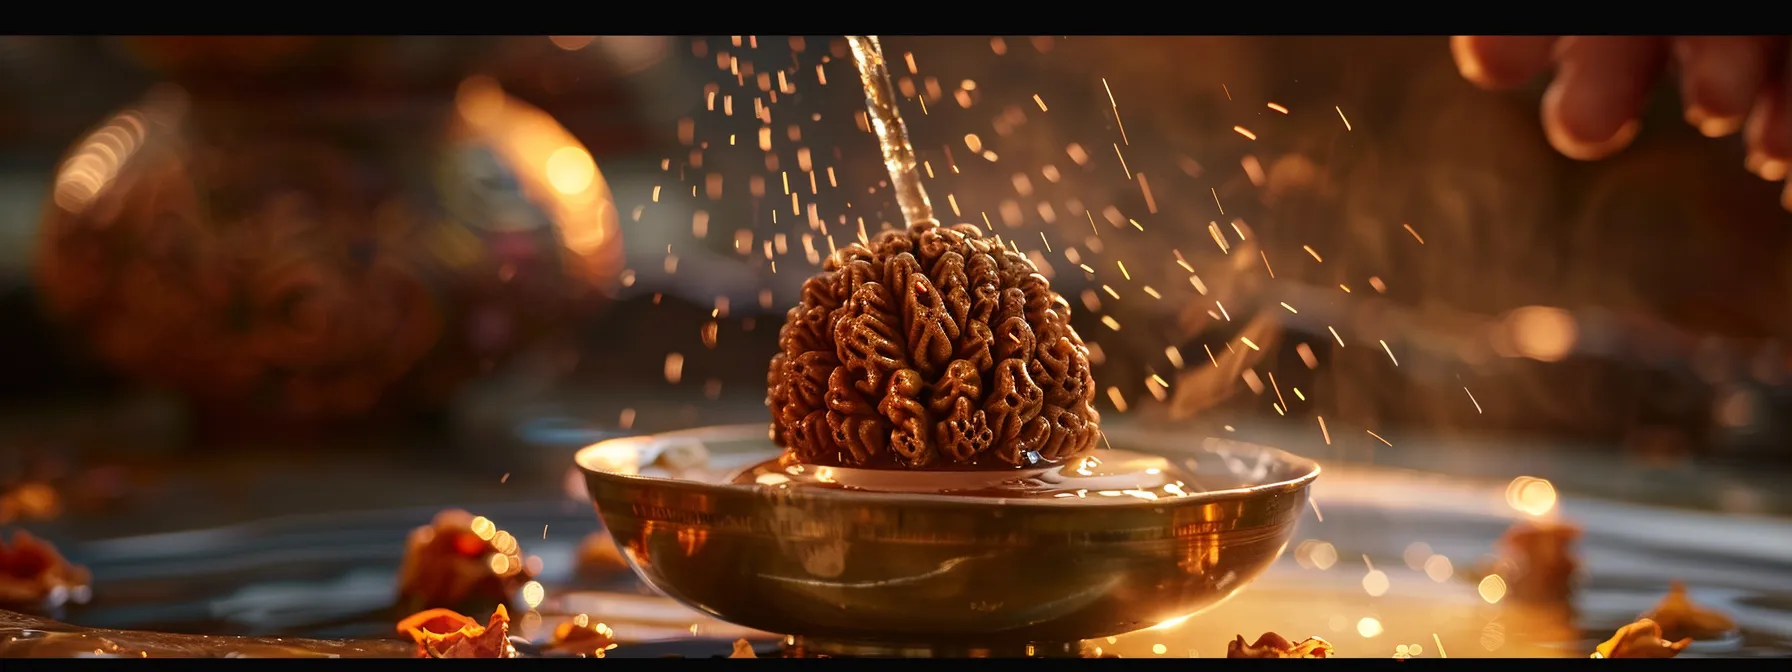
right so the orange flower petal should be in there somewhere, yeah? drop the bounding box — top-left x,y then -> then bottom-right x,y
397,608 -> 482,643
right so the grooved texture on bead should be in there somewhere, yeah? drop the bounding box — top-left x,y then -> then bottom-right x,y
767,223 -> 1099,470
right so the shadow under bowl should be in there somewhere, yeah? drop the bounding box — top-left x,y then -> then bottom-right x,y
574,424 -> 1319,648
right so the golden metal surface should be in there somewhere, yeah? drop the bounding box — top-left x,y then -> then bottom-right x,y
576,424 -> 1319,647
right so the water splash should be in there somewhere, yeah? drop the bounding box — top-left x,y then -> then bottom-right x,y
846,36 -> 936,230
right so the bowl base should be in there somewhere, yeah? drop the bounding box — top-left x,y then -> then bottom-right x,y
791,637 -> 1091,658
578,425 -> 1320,650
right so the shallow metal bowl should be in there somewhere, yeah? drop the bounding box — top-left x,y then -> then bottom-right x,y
575,424 -> 1319,649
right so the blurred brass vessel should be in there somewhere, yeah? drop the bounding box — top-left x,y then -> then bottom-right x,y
576,424 -> 1318,654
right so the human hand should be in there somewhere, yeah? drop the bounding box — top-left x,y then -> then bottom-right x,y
1450,36 -> 1792,210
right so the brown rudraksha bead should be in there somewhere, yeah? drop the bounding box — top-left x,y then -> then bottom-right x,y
767,222 -> 1100,470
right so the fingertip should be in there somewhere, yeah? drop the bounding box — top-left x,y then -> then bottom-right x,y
1675,37 -> 1773,141
1541,37 -> 1667,161
1781,180 -> 1792,213
1749,153 -> 1789,182
1765,160 -> 1789,182
1543,82 -> 1642,161
1450,36 -> 1493,86
1685,98 -> 1743,139
1452,36 -> 1556,90
1687,108 -> 1743,139
1744,84 -> 1792,166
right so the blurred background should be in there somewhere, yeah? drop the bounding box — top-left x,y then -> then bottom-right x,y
4,36 -> 1790,509
2,35 -> 1792,657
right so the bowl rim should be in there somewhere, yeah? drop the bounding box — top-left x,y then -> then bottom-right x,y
575,423 -> 1321,511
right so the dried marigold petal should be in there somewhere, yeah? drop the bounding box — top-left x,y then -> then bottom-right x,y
1227,632 -> 1334,658
1642,580 -> 1736,642
396,608 -> 480,643
1592,618 -> 1690,659
397,604 -> 514,659
729,639 -> 758,658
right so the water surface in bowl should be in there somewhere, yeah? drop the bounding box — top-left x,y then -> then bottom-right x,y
730,449 -> 1207,501
587,427 -> 1312,505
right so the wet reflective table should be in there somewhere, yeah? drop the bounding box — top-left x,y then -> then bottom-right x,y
5,422 -> 1791,658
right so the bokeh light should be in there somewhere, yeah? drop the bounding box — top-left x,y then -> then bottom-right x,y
1504,476 -> 1558,517
1423,554 -> 1454,582
1362,569 -> 1390,597
1402,542 -> 1432,570
1294,539 -> 1338,570
1504,306 -> 1578,362
547,146 -> 597,195
1477,574 -> 1508,604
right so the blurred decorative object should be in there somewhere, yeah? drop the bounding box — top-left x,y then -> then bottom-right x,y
1502,521 -> 1580,605
396,509 -> 534,615
34,66 -> 621,425
0,481 -> 60,524
1641,581 -> 1738,642
0,530 -> 93,612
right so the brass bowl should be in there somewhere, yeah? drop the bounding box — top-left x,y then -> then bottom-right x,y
575,424 -> 1318,652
